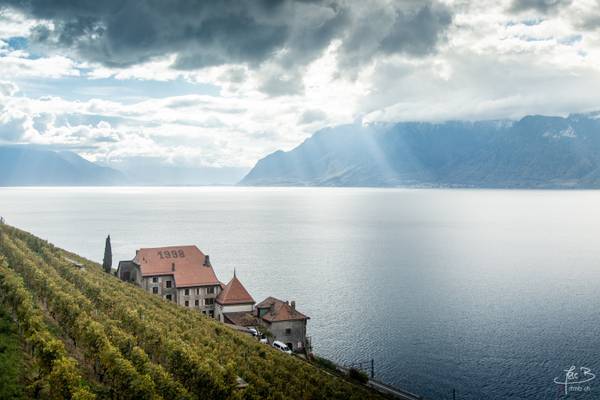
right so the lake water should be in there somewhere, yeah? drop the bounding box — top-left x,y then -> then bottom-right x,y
1,187 -> 599,399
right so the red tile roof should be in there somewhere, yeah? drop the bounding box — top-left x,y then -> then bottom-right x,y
134,245 -> 220,288
256,296 -> 309,322
216,274 -> 255,305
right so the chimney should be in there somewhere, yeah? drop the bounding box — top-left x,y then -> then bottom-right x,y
291,301 -> 296,310
171,262 -> 175,271
204,255 -> 211,267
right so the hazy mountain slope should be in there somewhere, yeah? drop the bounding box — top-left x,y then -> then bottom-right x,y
240,114 -> 600,188
0,146 -> 125,186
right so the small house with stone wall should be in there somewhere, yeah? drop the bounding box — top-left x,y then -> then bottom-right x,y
255,297 -> 310,352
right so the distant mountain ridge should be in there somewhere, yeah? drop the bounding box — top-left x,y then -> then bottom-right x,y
240,113 -> 600,188
0,146 -> 125,186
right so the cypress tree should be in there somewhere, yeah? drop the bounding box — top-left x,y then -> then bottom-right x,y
103,235 -> 112,273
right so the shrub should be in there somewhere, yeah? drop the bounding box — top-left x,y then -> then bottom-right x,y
313,356 -> 339,372
348,367 -> 369,384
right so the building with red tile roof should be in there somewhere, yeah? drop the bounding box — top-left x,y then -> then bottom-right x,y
216,273 -> 254,305
134,245 -> 220,287
117,244 -> 310,349
215,272 -> 255,322
117,245 -> 222,317
255,297 -> 309,322
255,296 -> 310,352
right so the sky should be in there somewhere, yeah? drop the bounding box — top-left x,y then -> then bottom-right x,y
1,0 -> 600,173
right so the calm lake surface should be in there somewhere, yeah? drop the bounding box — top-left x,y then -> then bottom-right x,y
1,187 -> 599,399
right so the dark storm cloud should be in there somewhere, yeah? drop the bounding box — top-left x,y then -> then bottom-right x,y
12,0 -> 297,68
335,2 -> 452,76
1,0 -> 453,95
379,4 -> 452,56
509,0 -> 572,14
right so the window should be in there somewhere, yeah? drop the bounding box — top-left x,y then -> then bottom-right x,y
152,287 -> 158,294
285,328 -> 292,335
195,299 -> 199,306
166,294 -> 172,301
166,280 -> 172,288
196,288 -> 200,295
152,276 -> 158,283
184,288 -> 189,296
185,300 -> 189,307
205,298 -> 214,306
207,286 -> 215,294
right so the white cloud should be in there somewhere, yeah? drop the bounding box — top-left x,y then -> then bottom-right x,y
2,0 -> 600,169
0,108 -> 39,143
0,9 -> 35,38
0,51 -> 80,79
0,80 -> 19,96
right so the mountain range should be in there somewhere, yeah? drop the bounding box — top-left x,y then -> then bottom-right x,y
0,146 -> 124,186
6,113 -> 600,188
241,113 -> 600,188
0,146 -> 248,186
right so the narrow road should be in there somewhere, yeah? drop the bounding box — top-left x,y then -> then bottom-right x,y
366,378 -> 422,400
334,363 -> 423,399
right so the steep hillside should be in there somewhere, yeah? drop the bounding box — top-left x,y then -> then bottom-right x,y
0,224 -> 385,399
0,146 -> 124,186
241,114 -> 600,188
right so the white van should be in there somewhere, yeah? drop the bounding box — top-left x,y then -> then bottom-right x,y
272,340 -> 292,354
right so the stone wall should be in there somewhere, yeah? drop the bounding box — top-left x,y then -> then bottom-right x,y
267,319 -> 307,352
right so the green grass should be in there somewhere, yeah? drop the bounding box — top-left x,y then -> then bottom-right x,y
0,307 -> 25,400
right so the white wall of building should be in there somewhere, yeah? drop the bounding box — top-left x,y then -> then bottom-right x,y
216,303 -> 254,322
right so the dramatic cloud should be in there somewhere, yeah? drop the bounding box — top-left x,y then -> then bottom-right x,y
1,0 -> 600,177
336,1 -> 452,74
0,0 -> 452,73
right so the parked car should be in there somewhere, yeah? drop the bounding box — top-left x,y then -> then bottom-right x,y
259,336 -> 268,344
272,340 -> 292,354
248,327 -> 258,336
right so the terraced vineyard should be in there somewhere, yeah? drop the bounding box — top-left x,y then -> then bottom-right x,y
0,224 -> 385,399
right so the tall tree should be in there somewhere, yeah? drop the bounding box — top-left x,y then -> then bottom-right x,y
103,235 -> 112,273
